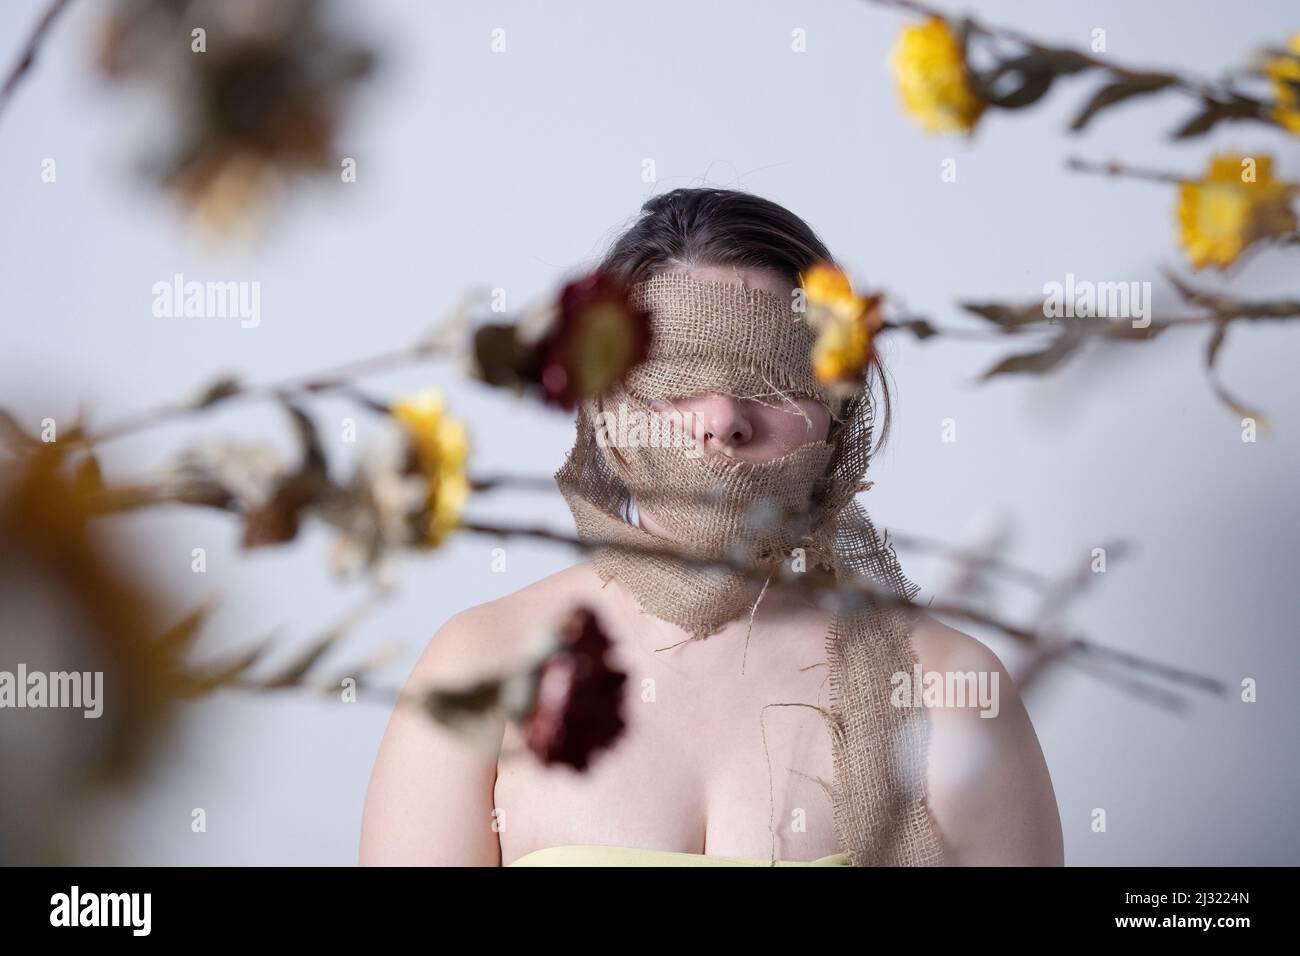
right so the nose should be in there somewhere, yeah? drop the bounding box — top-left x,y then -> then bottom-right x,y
695,394 -> 753,453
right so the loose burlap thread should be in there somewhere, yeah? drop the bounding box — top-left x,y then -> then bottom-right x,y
554,271 -> 947,866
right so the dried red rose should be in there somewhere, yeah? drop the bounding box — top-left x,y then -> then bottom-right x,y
521,607 -> 627,771
536,271 -> 652,409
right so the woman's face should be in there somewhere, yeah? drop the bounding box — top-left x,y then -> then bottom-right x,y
650,393 -> 832,463
646,264 -> 832,464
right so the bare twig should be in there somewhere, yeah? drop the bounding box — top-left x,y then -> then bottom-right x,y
81,338 -> 451,447
1066,156 -> 1189,185
459,520 -> 1223,700
0,0 -> 76,124
1163,271 -> 1300,321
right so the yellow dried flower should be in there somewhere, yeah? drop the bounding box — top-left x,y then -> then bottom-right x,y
1264,32 -> 1300,134
390,390 -> 470,546
889,17 -> 985,135
802,263 -> 883,386
1176,153 -> 1297,270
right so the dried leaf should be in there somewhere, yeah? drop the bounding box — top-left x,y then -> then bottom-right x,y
281,400 -> 327,478
961,301 -> 1046,328
180,642 -> 271,695
155,599 -> 216,659
1170,95 -> 1262,139
240,475 -> 315,547
1165,269 -> 1300,319
471,323 -> 533,390
73,453 -> 105,497
1203,323 -> 1271,431
241,401 -> 332,547
979,49 -> 1093,110
1099,321 -> 1167,342
979,335 -> 1082,380
1204,321 -> 1229,372
1070,74 -> 1176,131
983,69 -> 1055,110
260,634 -> 339,689
189,375 -> 242,410
1210,381 -> 1268,429
422,679 -> 504,735
1171,103 -> 1225,139
894,318 -> 938,340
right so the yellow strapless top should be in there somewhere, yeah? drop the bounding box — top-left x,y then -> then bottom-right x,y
507,844 -> 851,867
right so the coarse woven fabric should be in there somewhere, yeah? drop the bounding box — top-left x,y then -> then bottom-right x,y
554,271 -> 947,866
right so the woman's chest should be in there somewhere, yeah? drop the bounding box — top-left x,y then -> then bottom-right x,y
493,632 -> 844,863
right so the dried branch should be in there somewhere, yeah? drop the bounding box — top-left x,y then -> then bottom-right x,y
77,440 -> 1225,711
1065,156 -> 1188,185
865,0 -> 1285,136
0,278 -> 1235,716
458,520 -> 1224,703
80,336 -> 454,448
0,0 -> 76,124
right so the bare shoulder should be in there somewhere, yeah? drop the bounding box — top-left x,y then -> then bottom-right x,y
358,561 -> 601,865
909,611 -> 1009,676
411,561 -> 603,684
908,612 -> 1065,866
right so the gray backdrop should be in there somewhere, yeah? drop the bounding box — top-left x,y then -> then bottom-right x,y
1,0 -> 1296,864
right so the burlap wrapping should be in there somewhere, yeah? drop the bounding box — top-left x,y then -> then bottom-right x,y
554,272 -> 947,866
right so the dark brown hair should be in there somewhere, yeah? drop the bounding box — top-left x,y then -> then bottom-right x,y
597,187 -> 893,451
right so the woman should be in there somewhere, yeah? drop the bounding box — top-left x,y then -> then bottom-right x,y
359,188 -> 1064,866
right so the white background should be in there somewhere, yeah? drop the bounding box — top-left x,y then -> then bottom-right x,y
1,0 -> 1296,864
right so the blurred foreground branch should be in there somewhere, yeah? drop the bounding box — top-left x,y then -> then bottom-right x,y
0,0 -> 75,123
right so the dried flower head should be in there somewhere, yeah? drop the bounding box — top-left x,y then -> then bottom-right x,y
470,272 -> 650,410
1264,32 -> 1300,134
801,262 -> 884,389
520,608 -> 627,772
889,17 -> 985,135
1176,153 -> 1298,269
536,272 -> 652,409
96,0 -> 375,237
390,390 -> 470,548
